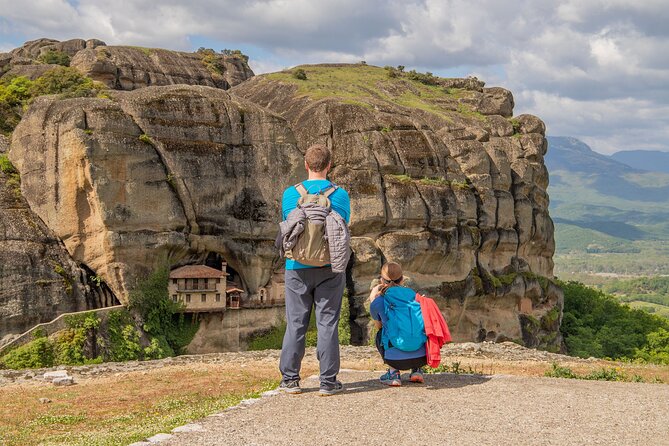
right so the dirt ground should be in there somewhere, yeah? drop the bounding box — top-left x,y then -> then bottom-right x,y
1,343 -> 668,446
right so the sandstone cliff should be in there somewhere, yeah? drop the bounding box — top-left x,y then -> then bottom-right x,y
6,59 -> 561,349
232,64 -> 560,348
0,154 -> 116,345
9,85 -> 304,302
1,38 -> 254,90
1,38 -> 255,341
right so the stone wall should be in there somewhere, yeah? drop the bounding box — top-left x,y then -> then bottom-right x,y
186,307 -> 285,353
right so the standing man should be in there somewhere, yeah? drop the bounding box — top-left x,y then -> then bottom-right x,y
278,144 -> 351,396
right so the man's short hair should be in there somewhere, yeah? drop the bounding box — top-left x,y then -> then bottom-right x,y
305,144 -> 332,172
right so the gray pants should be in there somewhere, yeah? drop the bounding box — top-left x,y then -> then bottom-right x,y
279,267 -> 346,386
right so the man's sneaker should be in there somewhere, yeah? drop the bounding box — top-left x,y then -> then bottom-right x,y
380,369 -> 401,386
409,368 -> 425,384
319,381 -> 344,396
279,380 -> 302,394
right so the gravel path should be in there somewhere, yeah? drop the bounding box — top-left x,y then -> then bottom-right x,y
160,370 -> 669,446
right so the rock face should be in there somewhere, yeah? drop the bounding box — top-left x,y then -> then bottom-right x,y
7,61 -> 561,350
0,157 -> 115,345
70,46 -> 254,91
9,85 -> 303,302
232,64 -> 560,348
1,38 -> 254,91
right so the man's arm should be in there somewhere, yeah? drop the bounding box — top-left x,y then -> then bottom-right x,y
331,188 -> 351,223
281,187 -> 300,221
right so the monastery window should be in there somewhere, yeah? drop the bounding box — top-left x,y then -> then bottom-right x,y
172,279 -> 177,285
216,278 -> 221,284
186,294 -> 191,303
216,293 -> 221,302
172,294 -> 177,302
186,279 -> 193,289
201,294 -> 206,303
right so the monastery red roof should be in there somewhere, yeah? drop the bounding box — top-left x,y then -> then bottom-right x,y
169,265 -> 225,279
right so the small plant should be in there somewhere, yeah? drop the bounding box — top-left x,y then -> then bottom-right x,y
84,129 -> 93,135
419,177 -> 449,187
388,174 -> 412,184
222,48 -> 249,63
37,49 -> 70,67
379,125 -> 392,133
425,361 -> 484,375
292,68 -> 307,80
90,274 -> 103,287
52,261 -> 73,295
450,179 -> 471,190
544,362 -> 578,379
139,133 -> 153,144
510,118 -> 521,135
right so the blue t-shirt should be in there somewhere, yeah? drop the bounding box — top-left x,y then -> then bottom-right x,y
370,288 -> 427,361
281,179 -> 351,270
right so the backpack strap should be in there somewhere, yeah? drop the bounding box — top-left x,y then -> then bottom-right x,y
322,184 -> 338,198
295,183 -> 308,197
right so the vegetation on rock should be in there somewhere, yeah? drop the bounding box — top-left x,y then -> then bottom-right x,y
37,49 -> 71,66
264,64 -> 476,120
0,266 -> 199,369
0,68 -> 107,134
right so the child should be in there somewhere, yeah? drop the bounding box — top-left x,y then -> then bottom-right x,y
369,262 -> 427,386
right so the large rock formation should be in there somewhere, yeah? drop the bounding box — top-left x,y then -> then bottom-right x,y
232,64 -> 560,348
0,154 -> 116,345
1,38 -> 254,90
6,61 -> 561,349
9,85 -> 303,302
0,38 -> 255,341
70,46 -> 254,91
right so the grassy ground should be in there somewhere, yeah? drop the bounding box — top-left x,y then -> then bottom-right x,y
263,64 -> 482,120
0,364 -> 285,446
1,349 -> 667,446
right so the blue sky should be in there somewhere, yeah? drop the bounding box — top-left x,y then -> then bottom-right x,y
1,0 -> 668,155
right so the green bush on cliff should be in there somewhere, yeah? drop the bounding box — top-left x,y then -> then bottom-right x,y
37,49 -> 71,67
29,66 -> 104,98
560,281 -> 669,362
0,337 -> 55,369
0,68 -> 107,134
128,265 -> 198,356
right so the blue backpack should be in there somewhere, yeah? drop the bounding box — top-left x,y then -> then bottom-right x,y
382,287 -> 427,352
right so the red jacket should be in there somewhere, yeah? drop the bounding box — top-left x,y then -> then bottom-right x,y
416,294 -> 451,368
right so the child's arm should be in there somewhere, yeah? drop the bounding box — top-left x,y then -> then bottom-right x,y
368,284 -> 382,302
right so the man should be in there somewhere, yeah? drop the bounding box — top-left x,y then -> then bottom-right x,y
279,144 -> 351,396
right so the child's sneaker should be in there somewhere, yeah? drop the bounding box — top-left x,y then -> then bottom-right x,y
380,369 -> 402,386
409,368 -> 424,384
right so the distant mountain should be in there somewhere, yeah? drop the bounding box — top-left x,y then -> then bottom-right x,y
610,150 -> 669,174
545,136 -> 669,254
546,136 -> 669,203
545,136 -> 636,175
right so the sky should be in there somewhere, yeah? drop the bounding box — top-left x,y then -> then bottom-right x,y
1,0 -> 668,155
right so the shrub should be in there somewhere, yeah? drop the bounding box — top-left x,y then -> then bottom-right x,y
104,310 -> 142,362
0,337 -> 55,369
128,265 -> 196,355
29,66 -> 104,98
292,68 -> 307,80
37,49 -> 70,66
635,328 -> 669,364
544,362 -> 578,379
560,281 -> 669,362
